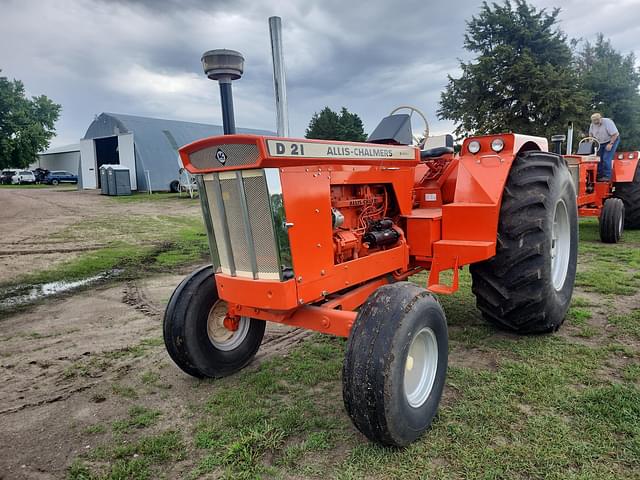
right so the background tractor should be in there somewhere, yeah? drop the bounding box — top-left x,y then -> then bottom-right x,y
551,134 -> 640,243
163,50 -> 579,447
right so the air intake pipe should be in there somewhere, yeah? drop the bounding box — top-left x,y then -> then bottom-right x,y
201,49 -> 244,135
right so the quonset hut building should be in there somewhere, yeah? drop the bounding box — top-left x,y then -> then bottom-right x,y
79,113 -> 272,191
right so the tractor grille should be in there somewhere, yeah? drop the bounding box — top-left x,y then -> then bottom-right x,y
190,143 -> 260,170
201,169 -> 284,280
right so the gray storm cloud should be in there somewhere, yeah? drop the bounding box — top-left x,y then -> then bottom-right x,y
0,0 -> 638,147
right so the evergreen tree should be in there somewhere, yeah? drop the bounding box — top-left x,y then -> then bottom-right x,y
0,70 -> 61,169
438,0 -> 588,139
305,106 -> 367,142
575,34 -> 640,150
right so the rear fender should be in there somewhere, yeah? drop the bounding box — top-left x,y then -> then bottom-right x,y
428,133 -> 548,292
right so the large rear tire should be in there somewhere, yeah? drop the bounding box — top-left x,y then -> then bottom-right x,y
614,163 -> 640,229
342,282 -> 448,447
163,266 -> 265,378
599,198 -> 624,243
470,151 -> 578,334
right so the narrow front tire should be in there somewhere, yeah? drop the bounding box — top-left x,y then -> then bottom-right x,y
342,282 -> 448,447
163,266 -> 265,378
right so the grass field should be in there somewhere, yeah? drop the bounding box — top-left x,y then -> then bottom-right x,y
61,219 -> 640,480
0,213 -> 208,289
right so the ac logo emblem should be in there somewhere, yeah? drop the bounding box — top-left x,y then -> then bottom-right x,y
215,148 -> 227,165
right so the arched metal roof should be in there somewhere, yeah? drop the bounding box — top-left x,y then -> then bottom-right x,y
82,112 -> 274,191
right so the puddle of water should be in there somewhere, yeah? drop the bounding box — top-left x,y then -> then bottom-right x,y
0,269 -> 123,309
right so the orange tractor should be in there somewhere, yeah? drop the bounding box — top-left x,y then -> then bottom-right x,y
163,50 -> 638,447
550,134 -> 640,243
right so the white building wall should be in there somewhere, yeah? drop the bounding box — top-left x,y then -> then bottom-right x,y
31,151 -> 81,174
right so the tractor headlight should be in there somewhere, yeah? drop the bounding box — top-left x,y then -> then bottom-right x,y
491,138 -> 505,152
468,141 -> 481,154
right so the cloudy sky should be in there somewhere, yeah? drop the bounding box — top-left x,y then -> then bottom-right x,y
1,0 -> 639,148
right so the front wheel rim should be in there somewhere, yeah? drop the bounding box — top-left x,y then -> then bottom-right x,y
206,300 -> 250,351
551,199 -> 571,291
403,327 -> 439,408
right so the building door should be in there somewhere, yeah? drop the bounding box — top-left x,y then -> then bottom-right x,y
79,139 -> 97,189
95,136 -> 119,188
117,134 -> 137,190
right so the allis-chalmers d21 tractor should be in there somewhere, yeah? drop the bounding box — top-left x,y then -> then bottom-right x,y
164,104 -> 585,447
162,45 -> 639,449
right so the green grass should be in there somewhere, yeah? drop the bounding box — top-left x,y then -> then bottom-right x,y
575,219 -> 640,295
69,431 -> 185,480
63,219 -> 640,479
111,384 -> 139,399
112,406 -> 161,433
0,215 -> 209,316
109,191 -> 198,203
608,309 -> 640,340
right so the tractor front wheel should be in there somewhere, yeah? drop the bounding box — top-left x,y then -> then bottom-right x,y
470,151 -> 578,333
342,282 -> 448,447
614,163 -> 640,229
163,265 -> 265,378
599,198 -> 625,243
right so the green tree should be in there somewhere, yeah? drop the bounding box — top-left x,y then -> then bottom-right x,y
305,107 -> 367,142
0,70 -> 61,169
575,34 -> 640,150
438,0 -> 588,140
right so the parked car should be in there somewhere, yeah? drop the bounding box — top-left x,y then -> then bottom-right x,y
33,168 -> 50,184
12,170 -> 36,184
1,170 -> 18,185
45,171 -> 78,185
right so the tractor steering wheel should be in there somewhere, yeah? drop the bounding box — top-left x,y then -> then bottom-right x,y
390,105 -> 430,147
578,136 -> 601,155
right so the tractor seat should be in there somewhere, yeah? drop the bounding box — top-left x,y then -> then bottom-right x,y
576,141 -> 596,155
421,134 -> 454,158
421,146 -> 454,158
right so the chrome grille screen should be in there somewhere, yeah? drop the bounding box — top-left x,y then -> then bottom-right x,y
202,169 -> 285,280
243,173 -> 281,276
190,143 -> 260,170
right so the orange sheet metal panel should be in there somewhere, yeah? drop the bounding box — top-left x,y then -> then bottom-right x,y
297,244 -> 408,304
405,209 -> 442,258
442,203 -> 499,242
280,166 -> 335,293
613,152 -> 640,183
215,275 -> 299,310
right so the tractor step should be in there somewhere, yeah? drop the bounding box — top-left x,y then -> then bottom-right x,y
427,240 -> 495,294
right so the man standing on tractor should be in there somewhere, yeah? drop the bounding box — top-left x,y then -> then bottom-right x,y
589,112 -> 620,181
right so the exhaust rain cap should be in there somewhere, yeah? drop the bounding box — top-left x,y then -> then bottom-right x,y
201,49 -> 244,81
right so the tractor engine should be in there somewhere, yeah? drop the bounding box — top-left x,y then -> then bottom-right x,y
330,184 -> 400,263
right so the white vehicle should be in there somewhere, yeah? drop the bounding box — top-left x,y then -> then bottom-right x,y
12,170 -> 36,184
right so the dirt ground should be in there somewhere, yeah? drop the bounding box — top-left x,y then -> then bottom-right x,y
0,188 -> 199,284
0,268 -> 307,479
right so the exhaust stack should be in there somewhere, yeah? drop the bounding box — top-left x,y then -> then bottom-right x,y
566,122 -> 574,155
269,16 -> 289,137
201,49 -> 244,135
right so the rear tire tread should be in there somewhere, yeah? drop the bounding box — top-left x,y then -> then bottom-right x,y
614,164 -> 640,229
470,151 -> 578,333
